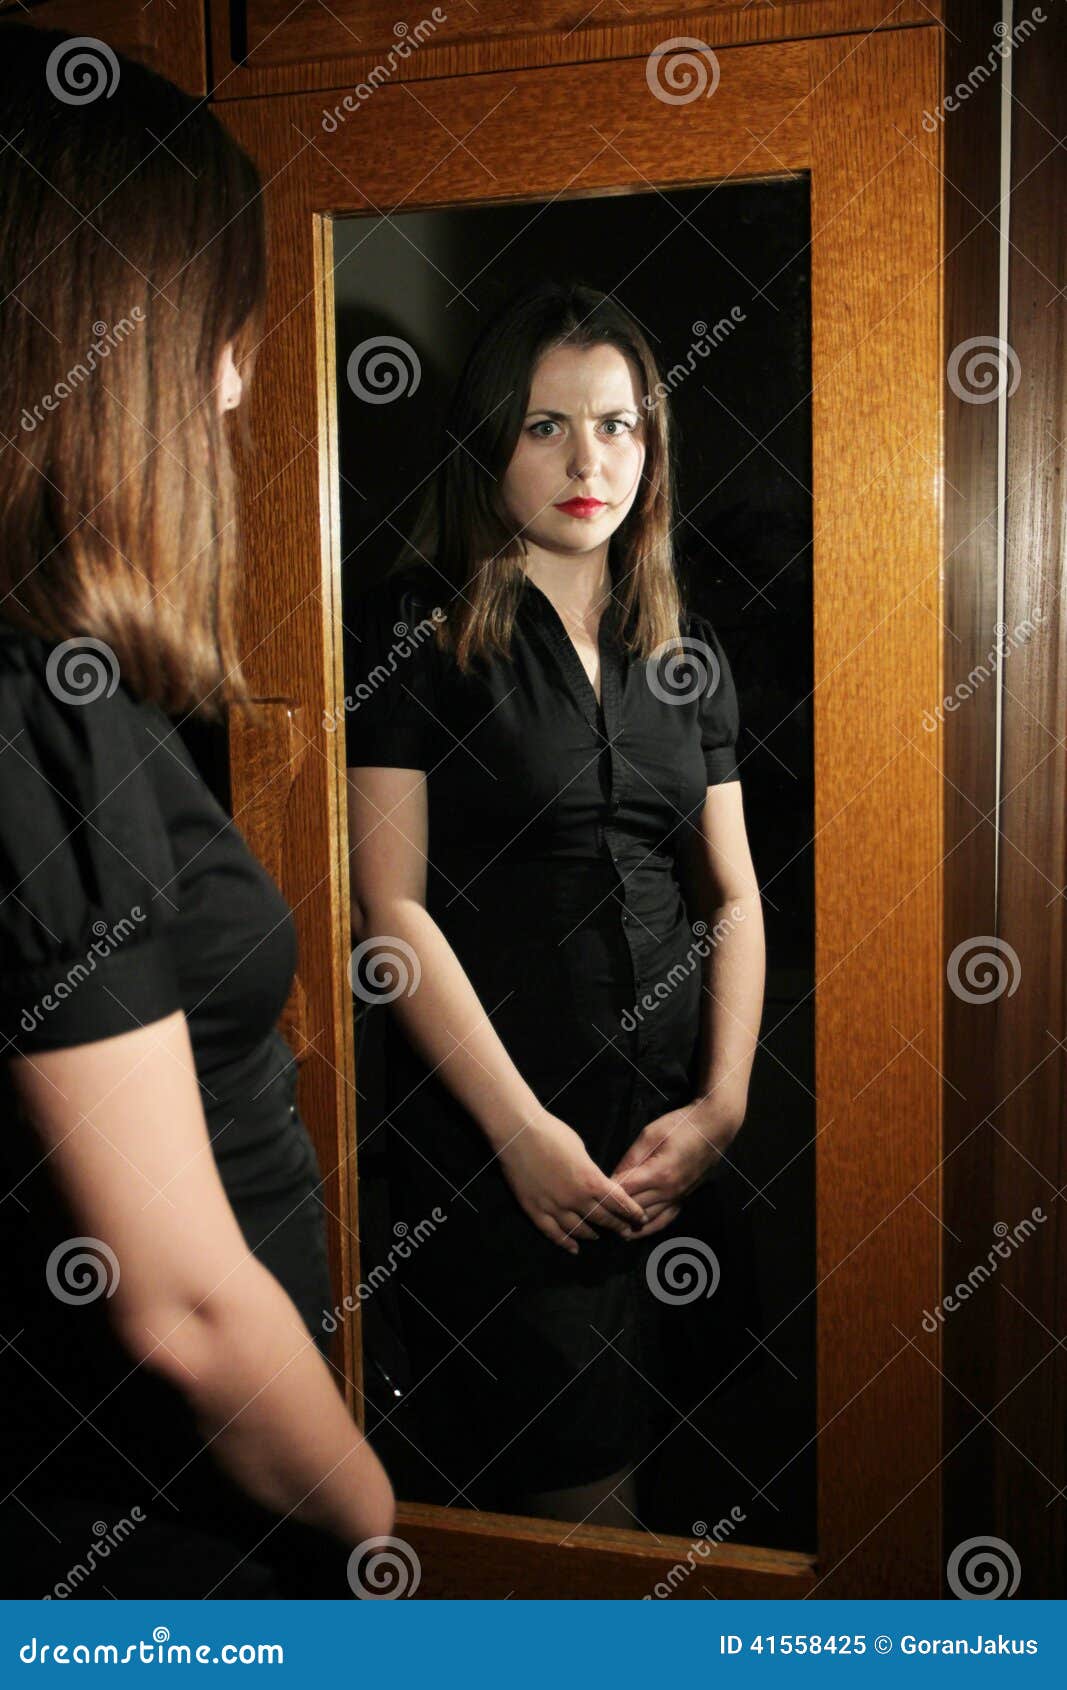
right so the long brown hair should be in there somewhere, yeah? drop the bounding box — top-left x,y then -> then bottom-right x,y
0,25 -> 266,718
396,280 -> 684,671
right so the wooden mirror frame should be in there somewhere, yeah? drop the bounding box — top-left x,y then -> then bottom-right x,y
209,22 -> 955,1597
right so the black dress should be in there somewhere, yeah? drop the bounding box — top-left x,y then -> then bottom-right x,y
0,620 -> 343,1597
344,562 -> 763,1512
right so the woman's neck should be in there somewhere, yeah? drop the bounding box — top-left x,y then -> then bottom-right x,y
522,549 -> 614,623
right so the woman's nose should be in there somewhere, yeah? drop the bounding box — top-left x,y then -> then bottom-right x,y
567,431 -> 602,479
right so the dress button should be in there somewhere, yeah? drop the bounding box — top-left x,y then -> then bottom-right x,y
621,909 -> 632,925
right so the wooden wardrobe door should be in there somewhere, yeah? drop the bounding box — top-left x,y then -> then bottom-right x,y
217,27 -> 943,1596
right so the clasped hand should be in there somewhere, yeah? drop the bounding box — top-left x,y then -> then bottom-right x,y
607,1099 -> 742,1240
495,1099 -> 741,1255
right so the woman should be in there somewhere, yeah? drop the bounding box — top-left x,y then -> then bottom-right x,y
0,26 -> 393,1597
345,281 -> 766,1528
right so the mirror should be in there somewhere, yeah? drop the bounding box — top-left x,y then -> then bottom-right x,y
332,178 -> 814,1548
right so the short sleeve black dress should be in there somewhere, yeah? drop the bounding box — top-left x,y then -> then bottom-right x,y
344,562 -> 763,1511
0,620 -> 335,1595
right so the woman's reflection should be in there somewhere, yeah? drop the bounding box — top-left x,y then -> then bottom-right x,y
344,281 -> 765,1529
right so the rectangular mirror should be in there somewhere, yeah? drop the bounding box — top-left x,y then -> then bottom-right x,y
334,177 -> 814,1550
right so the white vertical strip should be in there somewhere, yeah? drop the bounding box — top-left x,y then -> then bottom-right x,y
994,1 -> 1014,923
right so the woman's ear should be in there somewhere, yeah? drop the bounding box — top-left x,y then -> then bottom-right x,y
217,340 -> 243,415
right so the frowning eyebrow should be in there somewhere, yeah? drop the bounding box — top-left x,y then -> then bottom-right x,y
524,407 -> 639,420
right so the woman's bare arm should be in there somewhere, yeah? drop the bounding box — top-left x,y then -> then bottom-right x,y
9,1010 -> 395,1548
347,765 -> 550,1153
674,780 -> 766,1114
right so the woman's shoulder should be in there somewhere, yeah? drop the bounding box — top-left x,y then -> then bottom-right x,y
0,616 -> 63,697
0,617 -> 147,723
354,561 -> 451,619
0,622 -> 183,1050
0,618 -> 175,864
344,564 -> 451,688
677,602 -> 737,679
679,600 -> 722,643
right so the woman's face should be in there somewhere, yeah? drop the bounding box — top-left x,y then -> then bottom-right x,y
499,342 -> 646,559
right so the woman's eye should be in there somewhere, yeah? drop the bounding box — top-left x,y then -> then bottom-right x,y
527,418 -> 634,438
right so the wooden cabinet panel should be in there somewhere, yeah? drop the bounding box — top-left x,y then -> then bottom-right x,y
211,0 -> 942,97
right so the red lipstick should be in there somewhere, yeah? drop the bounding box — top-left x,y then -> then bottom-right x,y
555,497 -> 606,517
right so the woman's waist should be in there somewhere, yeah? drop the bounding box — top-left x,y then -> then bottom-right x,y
430,844 -> 678,873
385,903 -> 702,1074
196,1029 -> 322,1201
427,851 -> 685,929
196,1026 -> 296,1108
